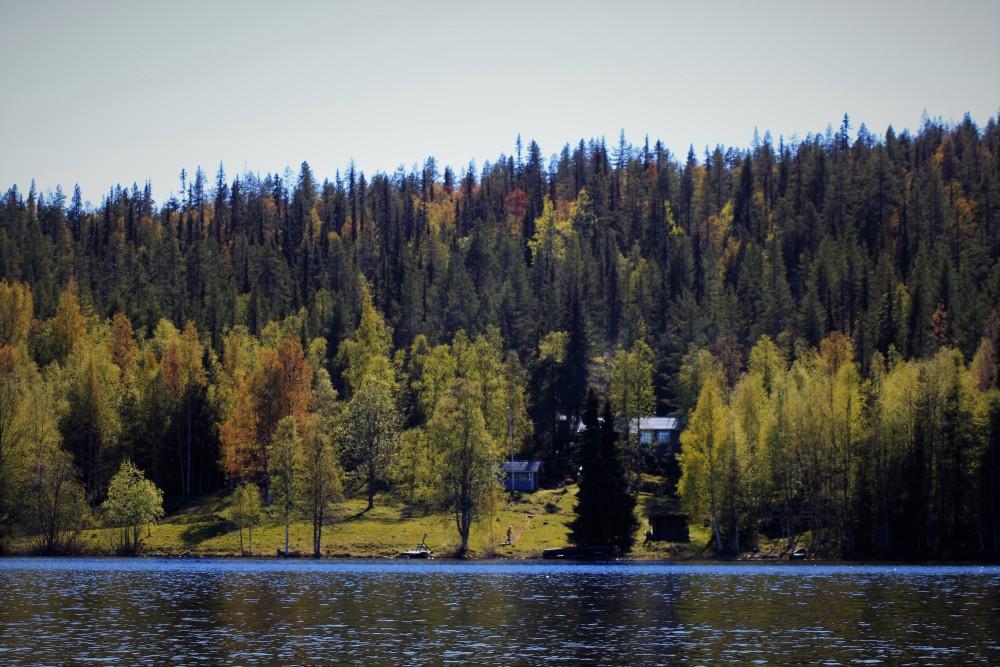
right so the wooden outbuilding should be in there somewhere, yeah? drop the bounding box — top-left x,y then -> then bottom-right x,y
502,460 -> 544,492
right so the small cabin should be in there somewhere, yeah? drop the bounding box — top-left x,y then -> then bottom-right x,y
576,416 -> 683,457
502,460 -> 544,492
630,417 -> 683,456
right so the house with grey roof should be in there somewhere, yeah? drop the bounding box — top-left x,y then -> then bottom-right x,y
629,416 -> 683,456
576,415 -> 683,457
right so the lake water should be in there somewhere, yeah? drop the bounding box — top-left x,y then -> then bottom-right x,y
1,559 -> 998,665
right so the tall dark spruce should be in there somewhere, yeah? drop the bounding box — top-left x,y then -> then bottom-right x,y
570,392 -> 638,552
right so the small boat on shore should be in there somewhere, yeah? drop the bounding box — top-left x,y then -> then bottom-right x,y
398,534 -> 433,559
542,545 -> 619,560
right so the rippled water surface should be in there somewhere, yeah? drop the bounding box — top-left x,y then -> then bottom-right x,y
1,559 -> 999,665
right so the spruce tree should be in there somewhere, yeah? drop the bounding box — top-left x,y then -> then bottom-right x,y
569,393 -> 603,546
562,291 -> 590,419
600,402 -> 639,552
570,392 -> 638,552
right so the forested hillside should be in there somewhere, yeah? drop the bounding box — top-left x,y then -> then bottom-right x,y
1,114 -> 999,559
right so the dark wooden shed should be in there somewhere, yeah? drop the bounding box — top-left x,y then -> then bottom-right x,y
648,513 -> 690,542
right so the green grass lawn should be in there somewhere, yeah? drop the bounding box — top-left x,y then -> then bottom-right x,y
35,480 -> 714,559
68,486 -> 582,558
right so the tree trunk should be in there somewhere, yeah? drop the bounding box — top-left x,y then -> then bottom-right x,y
458,509 -> 471,556
367,463 -> 376,510
284,507 -> 290,556
709,488 -> 723,553
710,516 -> 722,553
177,418 -> 187,497
186,398 -> 193,497
313,506 -> 323,558
728,515 -> 740,554
47,479 -> 64,554
457,478 -> 472,556
88,432 -> 98,499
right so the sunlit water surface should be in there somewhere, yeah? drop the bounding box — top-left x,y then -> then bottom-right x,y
1,558 -> 998,665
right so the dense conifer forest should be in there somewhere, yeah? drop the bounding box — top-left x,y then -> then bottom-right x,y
1,114 -> 999,559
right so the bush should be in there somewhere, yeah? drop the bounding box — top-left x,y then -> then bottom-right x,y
101,460 -> 164,555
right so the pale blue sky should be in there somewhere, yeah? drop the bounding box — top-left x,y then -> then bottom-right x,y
2,0 -> 998,204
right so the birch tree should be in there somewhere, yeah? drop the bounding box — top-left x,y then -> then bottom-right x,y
610,340 -> 655,490
101,460 -> 164,555
296,415 -> 343,557
270,416 -> 301,555
428,378 -> 500,556
232,482 -> 261,556
678,373 -> 730,551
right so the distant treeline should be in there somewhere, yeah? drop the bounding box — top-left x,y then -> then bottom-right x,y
0,114 -> 999,558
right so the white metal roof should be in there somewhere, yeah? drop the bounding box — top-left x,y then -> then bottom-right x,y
576,416 -> 681,434
630,417 -> 681,432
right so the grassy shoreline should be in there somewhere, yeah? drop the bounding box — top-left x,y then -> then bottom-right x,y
5,484 -> 753,560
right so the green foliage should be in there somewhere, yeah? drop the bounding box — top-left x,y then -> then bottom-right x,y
678,371 -> 731,551
161,320 -> 207,497
427,377 -> 501,556
678,331 -> 1000,558
20,377 -> 90,554
47,285 -> 88,363
528,198 -> 573,264
538,331 -> 568,364
343,366 -> 400,508
340,295 -> 401,509
0,346 -> 32,537
610,340 -> 655,488
409,329 -> 519,554
570,394 -> 638,552
295,415 -> 343,557
0,347 -> 89,552
269,415 -> 301,554
390,427 -> 438,507
60,331 -> 122,497
2,115 -> 1000,558
337,279 -> 393,394
101,460 -> 164,554
0,279 -> 32,349
231,482 -> 262,556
